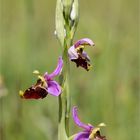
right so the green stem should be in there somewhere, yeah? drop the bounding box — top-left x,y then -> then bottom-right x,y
58,24 -> 72,140
57,0 -> 79,138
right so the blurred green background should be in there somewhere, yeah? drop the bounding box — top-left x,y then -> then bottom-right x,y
0,0 -> 139,140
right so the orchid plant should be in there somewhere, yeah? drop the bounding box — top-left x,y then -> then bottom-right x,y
19,0 -> 107,140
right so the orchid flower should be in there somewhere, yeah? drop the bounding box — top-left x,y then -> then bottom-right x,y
72,106 -> 106,140
68,38 -> 95,71
19,57 -> 63,99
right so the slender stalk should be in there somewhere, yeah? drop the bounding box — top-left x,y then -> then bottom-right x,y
58,57 -> 70,139
57,0 -> 78,139
58,25 -> 72,140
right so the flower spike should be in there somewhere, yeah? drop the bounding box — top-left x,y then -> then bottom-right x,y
19,57 -> 63,99
68,38 -> 95,71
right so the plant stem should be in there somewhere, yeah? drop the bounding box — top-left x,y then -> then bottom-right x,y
57,0 -> 78,138
58,23 -> 72,140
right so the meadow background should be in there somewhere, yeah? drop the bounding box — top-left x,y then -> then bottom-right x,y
0,0 -> 139,140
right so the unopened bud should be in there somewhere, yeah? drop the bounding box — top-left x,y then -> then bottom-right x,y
70,0 -> 78,21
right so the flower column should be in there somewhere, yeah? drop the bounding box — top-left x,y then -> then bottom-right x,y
55,0 -> 78,139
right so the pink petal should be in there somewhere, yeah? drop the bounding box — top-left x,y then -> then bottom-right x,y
72,106 -> 93,131
47,80 -> 61,96
74,132 -> 90,140
44,56 -> 63,80
74,38 -> 95,48
68,45 -> 79,60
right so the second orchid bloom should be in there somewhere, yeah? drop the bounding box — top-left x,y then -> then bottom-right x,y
72,106 -> 106,140
68,38 -> 95,71
19,57 -> 63,99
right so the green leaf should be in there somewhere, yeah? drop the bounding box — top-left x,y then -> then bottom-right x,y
55,0 -> 65,46
58,122 -> 68,140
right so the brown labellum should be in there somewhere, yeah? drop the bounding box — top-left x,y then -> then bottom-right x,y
22,79 -> 48,99
72,56 -> 90,71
